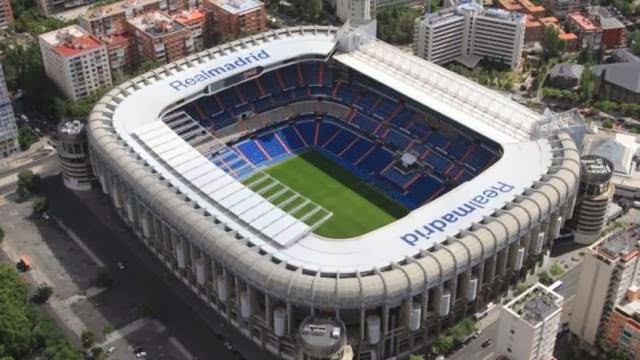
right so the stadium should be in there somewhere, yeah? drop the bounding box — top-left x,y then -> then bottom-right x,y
87,26 -> 580,360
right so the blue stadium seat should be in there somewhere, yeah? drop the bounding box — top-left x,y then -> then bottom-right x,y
317,122 -> 340,147
278,126 -> 306,151
236,141 -> 268,165
407,175 -> 443,204
324,130 -> 356,155
301,62 -> 319,85
385,129 -> 412,150
258,133 -> 287,158
259,72 -> 280,94
280,66 -> 298,89
359,147 -> 393,173
424,151 -> 452,174
294,121 -> 316,146
383,168 -> 414,188
341,138 -> 373,164
352,113 -> 379,133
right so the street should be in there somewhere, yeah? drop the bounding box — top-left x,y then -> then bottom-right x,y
37,174 -> 275,360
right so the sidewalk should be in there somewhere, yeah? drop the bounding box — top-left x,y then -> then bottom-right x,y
0,136 -> 55,171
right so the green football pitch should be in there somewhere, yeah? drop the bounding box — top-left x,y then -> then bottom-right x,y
244,151 -> 409,239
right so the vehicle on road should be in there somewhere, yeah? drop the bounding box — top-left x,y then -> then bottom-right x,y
106,346 -> 115,355
17,255 -> 32,271
481,339 -> 493,348
117,262 -> 125,270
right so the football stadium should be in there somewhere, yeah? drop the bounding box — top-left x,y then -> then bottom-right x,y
87,26 -> 580,360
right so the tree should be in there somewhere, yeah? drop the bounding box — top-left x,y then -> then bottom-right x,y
32,196 -> 48,214
538,271 -> 553,285
81,330 -> 95,349
628,31 -> 640,56
0,264 -> 80,359
577,45 -> 594,65
377,7 -> 422,45
102,324 -> 114,337
134,60 -> 160,76
17,127 -> 39,151
549,263 -> 565,277
16,170 -> 40,199
432,335 -> 455,355
580,66 -> 594,103
515,283 -> 529,296
304,0 -> 322,22
542,27 -> 564,61
32,283 -> 54,304
0,225 -> 4,244
91,346 -> 106,360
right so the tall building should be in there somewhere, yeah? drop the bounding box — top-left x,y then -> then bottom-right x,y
37,0 -> 94,17
567,8 -> 625,50
496,283 -> 563,360
568,155 -> 614,244
79,0 -> 163,37
0,63 -> 18,158
413,1 -> 526,69
604,285 -> 640,359
99,33 -> 135,82
38,25 -> 113,101
336,0 -> 373,23
543,0 -> 589,19
126,12 -> 193,64
57,120 -> 96,191
172,9 -> 208,51
202,0 -> 266,39
0,0 -> 13,30
570,224 -> 640,347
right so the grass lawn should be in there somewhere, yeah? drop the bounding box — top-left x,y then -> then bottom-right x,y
251,151 -> 408,239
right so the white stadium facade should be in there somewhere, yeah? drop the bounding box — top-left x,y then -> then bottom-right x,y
87,26 -> 580,360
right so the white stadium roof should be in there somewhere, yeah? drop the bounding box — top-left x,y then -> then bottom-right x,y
103,26 -> 556,273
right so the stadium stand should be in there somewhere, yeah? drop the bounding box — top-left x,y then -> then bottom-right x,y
167,60 -> 502,209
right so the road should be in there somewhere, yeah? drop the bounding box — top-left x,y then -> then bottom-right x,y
34,174 -> 275,360
449,320 -> 497,360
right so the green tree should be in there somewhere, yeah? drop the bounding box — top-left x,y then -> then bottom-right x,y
549,263 -> 564,277
543,27 -> 564,61
16,170 -> 40,199
0,225 -> 4,244
515,283 -> 530,296
580,66 -> 594,103
538,271 -> 553,285
134,60 -> 161,76
628,31 -> 640,56
304,0 -> 322,22
91,346 -> 106,360
432,335 -> 455,355
81,330 -> 95,349
577,45 -> 594,65
377,7 -> 422,45
102,324 -> 114,337
17,127 -> 39,151
32,283 -> 54,304
32,196 -> 48,214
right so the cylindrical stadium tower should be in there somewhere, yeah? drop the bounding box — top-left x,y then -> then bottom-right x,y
569,155 -> 614,244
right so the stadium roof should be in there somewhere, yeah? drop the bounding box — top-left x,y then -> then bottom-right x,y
102,26 -> 555,272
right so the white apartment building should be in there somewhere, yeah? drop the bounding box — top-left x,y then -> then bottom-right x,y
0,63 -> 18,158
39,25 -> 113,101
337,0 -> 373,23
497,283 -> 563,360
570,225 -> 640,347
413,1 -> 526,69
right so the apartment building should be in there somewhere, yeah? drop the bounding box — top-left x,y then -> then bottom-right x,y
99,33 -> 135,81
413,1 -> 526,69
497,283 -> 563,360
127,12 -> 192,64
539,16 -> 578,51
79,0 -> 163,37
544,0 -> 589,19
0,0 -> 13,30
604,286 -> 640,359
0,63 -> 18,158
336,0 -> 373,23
567,7 -> 625,50
570,224 -> 640,347
202,0 -> 265,39
39,25 -> 112,101
172,9 -> 207,51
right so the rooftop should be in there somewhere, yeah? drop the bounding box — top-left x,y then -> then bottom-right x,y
505,283 -> 563,326
587,6 -> 624,29
128,12 -> 185,37
496,0 -> 545,14
172,9 -> 206,25
208,0 -> 263,14
569,13 -> 598,31
58,120 -> 86,135
423,2 -> 524,25
549,62 -> 584,79
596,223 -> 640,261
82,0 -> 160,20
592,61 -> 640,94
39,25 -> 105,57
